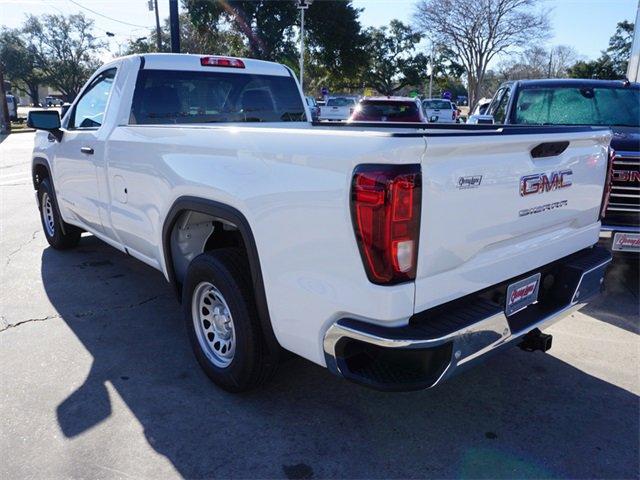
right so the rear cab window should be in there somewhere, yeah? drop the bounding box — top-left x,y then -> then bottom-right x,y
423,100 -> 452,110
130,69 -> 306,124
326,98 -> 356,107
354,101 -> 421,121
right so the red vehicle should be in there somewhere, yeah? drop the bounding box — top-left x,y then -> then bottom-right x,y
348,97 -> 426,123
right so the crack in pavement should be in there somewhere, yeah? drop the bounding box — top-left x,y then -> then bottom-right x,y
73,294 -> 172,318
0,314 -> 61,332
0,294 -> 171,333
4,229 -> 41,267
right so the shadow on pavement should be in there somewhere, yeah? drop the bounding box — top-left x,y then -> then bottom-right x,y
582,255 -> 639,335
41,236 -> 639,479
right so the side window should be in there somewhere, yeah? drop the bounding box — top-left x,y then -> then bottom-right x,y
70,68 -> 116,129
487,88 -> 505,116
492,87 -> 511,124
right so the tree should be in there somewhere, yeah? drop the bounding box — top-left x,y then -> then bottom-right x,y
124,13 -> 247,57
183,0 -> 298,61
567,56 -> 619,80
567,21 -> 634,80
607,20 -> 634,75
0,28 -> 45,105
499,45 -> 577,80
23,14 -> 105,101
414,0 -> 550,109
360,20 -> 428,95
182,0 -> 369,92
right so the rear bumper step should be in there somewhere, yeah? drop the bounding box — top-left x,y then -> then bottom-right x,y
323,246 -> 612,391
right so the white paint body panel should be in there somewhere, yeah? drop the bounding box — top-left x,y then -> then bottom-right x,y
31,54 -> 612,368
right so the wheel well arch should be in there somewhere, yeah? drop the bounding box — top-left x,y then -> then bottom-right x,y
31,157 -> 69,235
32,157 -> 51,190
162,197 -> 280,359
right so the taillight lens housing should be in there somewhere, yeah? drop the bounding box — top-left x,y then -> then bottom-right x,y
351,164 -> 422,285
600,148 -> 615,220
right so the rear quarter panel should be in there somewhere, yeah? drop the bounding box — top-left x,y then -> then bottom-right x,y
106,125 -> 426,364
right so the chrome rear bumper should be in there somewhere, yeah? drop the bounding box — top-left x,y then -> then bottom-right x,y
323,246 -> 612,391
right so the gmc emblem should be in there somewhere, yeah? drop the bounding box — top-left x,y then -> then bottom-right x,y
520,170 -> 573,196
612,170 -> 640,182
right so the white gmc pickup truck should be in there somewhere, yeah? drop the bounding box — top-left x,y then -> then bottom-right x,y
28,54 -> 613,392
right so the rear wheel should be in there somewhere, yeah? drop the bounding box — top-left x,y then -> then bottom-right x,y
37,178 -> 81,249
183,248 -> 277,392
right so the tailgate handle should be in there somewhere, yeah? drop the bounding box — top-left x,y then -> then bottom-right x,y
531,141 -> 569,159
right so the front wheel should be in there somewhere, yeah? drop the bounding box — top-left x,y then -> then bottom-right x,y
37,178 -> 81,250
182,248 -> 277,392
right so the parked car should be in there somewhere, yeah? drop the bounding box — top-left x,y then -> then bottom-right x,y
319,96 -> 357,121
45,96 -> 64,107
5,94 -> 18,121
467,79 -> 640,254
422,98 -> 457,123
466,98 -> 493,123
28,54 -> 612,393
348,96 -> 426,123
305,96 -> 320,121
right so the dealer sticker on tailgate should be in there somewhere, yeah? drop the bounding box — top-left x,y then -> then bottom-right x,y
505,273 -> 541,316
613,233 -> 640,252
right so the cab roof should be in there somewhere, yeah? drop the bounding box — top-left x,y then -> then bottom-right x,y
362,96 -> 417,102
505,78 -> 639,89
116,53 -> 293,77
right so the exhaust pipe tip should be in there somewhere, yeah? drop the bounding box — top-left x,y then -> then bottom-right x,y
519,328 -> 553,352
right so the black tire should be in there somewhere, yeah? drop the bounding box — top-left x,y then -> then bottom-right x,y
182,248 -> 277,392
37,178 -> 81,250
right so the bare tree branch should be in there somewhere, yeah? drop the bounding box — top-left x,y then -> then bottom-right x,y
414,0 -> 549,108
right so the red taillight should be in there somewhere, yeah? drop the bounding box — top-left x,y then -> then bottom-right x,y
200,56 -> 245,68
351,164 -> 421,285
600,148 -> 615,219
452,111 -> 456,120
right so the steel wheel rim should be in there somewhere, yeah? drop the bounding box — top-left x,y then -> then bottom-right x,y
41,192 -> 55,237
191,281 -> 236,368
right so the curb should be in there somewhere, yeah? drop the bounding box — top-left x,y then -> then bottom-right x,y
7,129 -> 36,134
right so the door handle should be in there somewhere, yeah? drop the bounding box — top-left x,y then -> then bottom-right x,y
531,141 -> 569,159
80,146 -> 94,155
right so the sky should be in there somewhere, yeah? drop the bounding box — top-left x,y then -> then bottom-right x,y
0,0 -> 637,63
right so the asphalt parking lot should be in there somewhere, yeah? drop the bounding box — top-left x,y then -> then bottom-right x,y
1,132 -> 638,479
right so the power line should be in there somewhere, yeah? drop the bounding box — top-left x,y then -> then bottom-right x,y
66,0 -> 151,29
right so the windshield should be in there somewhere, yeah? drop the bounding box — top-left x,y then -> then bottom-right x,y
130,69 -> 306,124
423,100 -> 452,110
352,101 -> 421,122
327,97 -> 356,107
514,86 -> 640,127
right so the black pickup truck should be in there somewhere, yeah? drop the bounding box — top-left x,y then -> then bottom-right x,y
471,79 -> 640,254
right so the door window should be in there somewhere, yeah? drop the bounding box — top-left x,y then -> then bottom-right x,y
70,68 -> 117,129
492,86 -> 512,124
487,88 -> 505,116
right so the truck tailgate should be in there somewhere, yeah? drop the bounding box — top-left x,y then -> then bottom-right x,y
414,129 -> 611,312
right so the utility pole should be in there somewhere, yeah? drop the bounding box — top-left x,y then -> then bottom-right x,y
296,0 -> 313,92
428,43 -> 434,98
154,0 -> 162,51
0,66 -> 10,135
169,0 -> 180,53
